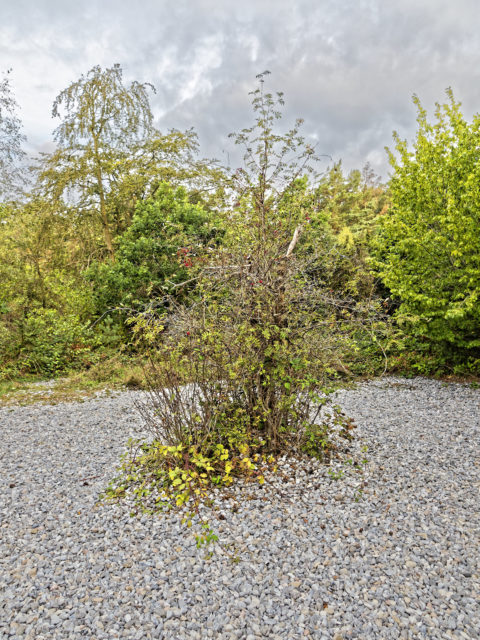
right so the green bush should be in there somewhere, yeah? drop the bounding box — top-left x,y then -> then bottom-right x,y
17,308 -> 95,376
372,90 -> 480,352
86,183 -> 222,315
103,76 -> 369,547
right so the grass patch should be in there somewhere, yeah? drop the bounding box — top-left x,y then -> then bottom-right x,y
0,353 -> 149,406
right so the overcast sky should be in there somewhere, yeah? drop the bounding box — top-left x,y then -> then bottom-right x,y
1,0 -> 479,179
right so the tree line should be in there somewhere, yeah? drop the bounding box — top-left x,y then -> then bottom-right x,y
0,66 -> 478,379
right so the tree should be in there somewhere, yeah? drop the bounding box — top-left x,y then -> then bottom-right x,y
44,64 -> 156,258
38,64 -> 224,261
373,89 -> 480,350
0,70 -> 26,201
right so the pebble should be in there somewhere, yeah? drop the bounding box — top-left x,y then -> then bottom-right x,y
0,378 -> 479,639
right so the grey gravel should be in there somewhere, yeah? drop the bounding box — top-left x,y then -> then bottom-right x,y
0,377 -> 479,639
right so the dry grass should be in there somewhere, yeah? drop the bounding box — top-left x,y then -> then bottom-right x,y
0,355 -> 148,406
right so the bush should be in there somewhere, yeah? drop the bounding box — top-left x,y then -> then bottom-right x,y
86,183 -> 222,316
104,75 -> 361,530
17,308 -> 95,376
372,89 -> 480,352
136,76 -> 359,452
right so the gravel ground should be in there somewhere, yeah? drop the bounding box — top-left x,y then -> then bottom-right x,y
0,377 -> 479,640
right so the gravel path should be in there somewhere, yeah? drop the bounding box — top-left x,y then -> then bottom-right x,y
0,377 -> 479,639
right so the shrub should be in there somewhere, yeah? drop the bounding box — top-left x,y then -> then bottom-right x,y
372,89 -> 480,352
86,183 -> 222,316
17,308 -> 95,376
104,75 -> 361,529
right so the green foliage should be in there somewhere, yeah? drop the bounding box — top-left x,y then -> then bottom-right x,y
316,161 -> 389,237
373,89 -> 480,351
0,66 -> 225,377
99,74 -> 370,546
379,333 -> 480,378
0,307 -> 95,378
136,313 -> 339,457
41,63 -> 156,258
102,437 -> 274,550
132,74 -> 352,458
0,198 -> 98,377
0,199 -> 93,314
300,407 -> 355,459
37,64 -> 223,260
86,182 -> 221,314
314,162 -> 390,299
15,309 -> 95,376
299,421 -> 334,459
103,439 -> 272,512
116,73 -> 364,539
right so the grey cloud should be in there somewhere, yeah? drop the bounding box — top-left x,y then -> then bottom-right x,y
1,0 -> 479,178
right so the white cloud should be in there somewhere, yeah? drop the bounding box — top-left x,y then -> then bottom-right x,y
178,35 -> 224,103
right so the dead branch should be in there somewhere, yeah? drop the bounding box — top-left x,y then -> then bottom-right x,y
285,225 -> 302,258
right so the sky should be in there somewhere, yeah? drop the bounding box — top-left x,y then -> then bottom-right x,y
1,0 -> 479,179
